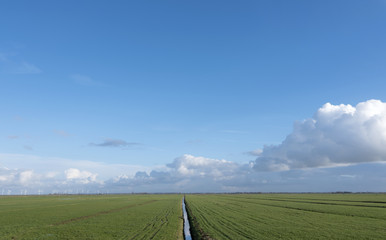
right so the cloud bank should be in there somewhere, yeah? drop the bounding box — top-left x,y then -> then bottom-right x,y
0,166 -> 100,195
0,154 -> 256,193
1,152 -> 386,194
2,99 -> 386,193
254,99 -> 386,171
107,154 -> 254,193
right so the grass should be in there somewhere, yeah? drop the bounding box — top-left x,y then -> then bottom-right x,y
0,194 -> 184,240
185,193 -> 386,240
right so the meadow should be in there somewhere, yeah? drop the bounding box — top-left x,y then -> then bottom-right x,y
185,193 -> 386,240
0,194 -> 183,240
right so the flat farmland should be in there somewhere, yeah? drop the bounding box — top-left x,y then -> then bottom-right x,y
0,194 -> 183,240
185,194 -> 386,240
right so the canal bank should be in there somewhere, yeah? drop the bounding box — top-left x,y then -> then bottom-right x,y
182,196 -> 192,240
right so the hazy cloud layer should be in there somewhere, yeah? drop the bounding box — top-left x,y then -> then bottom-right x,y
0,153 -> 149,194
0,166 -> 101,194
254,99 -> 386,171
0,52 -> 41,74
0,153 -> 150,183
0,154 -> 255,193
90,139 -> 140,148
1,153 -> 386,194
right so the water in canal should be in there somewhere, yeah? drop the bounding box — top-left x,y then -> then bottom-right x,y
182,197 -> 192,240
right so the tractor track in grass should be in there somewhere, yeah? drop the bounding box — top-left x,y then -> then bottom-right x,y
222,195 -> 386,208
51,200 -> 157,226
126,203 -> 173,240
218,198 -> 386,221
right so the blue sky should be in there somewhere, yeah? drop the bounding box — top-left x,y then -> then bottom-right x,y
1,0 -> 386,193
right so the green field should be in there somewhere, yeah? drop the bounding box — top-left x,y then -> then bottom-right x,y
0,194 -> 183,240
185,193 -> 386,240
3,193 -> 386,240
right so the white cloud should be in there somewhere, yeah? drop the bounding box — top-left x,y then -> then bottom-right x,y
19,170 -> 34,185
0,168 -> 37,186
65,168 -> 98,184
0,165 -> 103,194
167,154 -> 240,179
254,99 -> 386,171
0,167 -> 15,183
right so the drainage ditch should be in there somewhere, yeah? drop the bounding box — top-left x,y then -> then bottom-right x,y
182,196 -> 192,240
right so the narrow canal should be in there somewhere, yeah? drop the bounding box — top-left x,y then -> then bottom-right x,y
182,196 -> 192,240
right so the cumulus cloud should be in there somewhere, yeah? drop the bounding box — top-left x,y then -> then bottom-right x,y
108,154 -> 254,192
254,99 -> 386,171
65,168 -> 98,184
90,139 -> 140,148
0,167 -> 38,186
19,170 -> 34,185
167,154 -> 240,179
